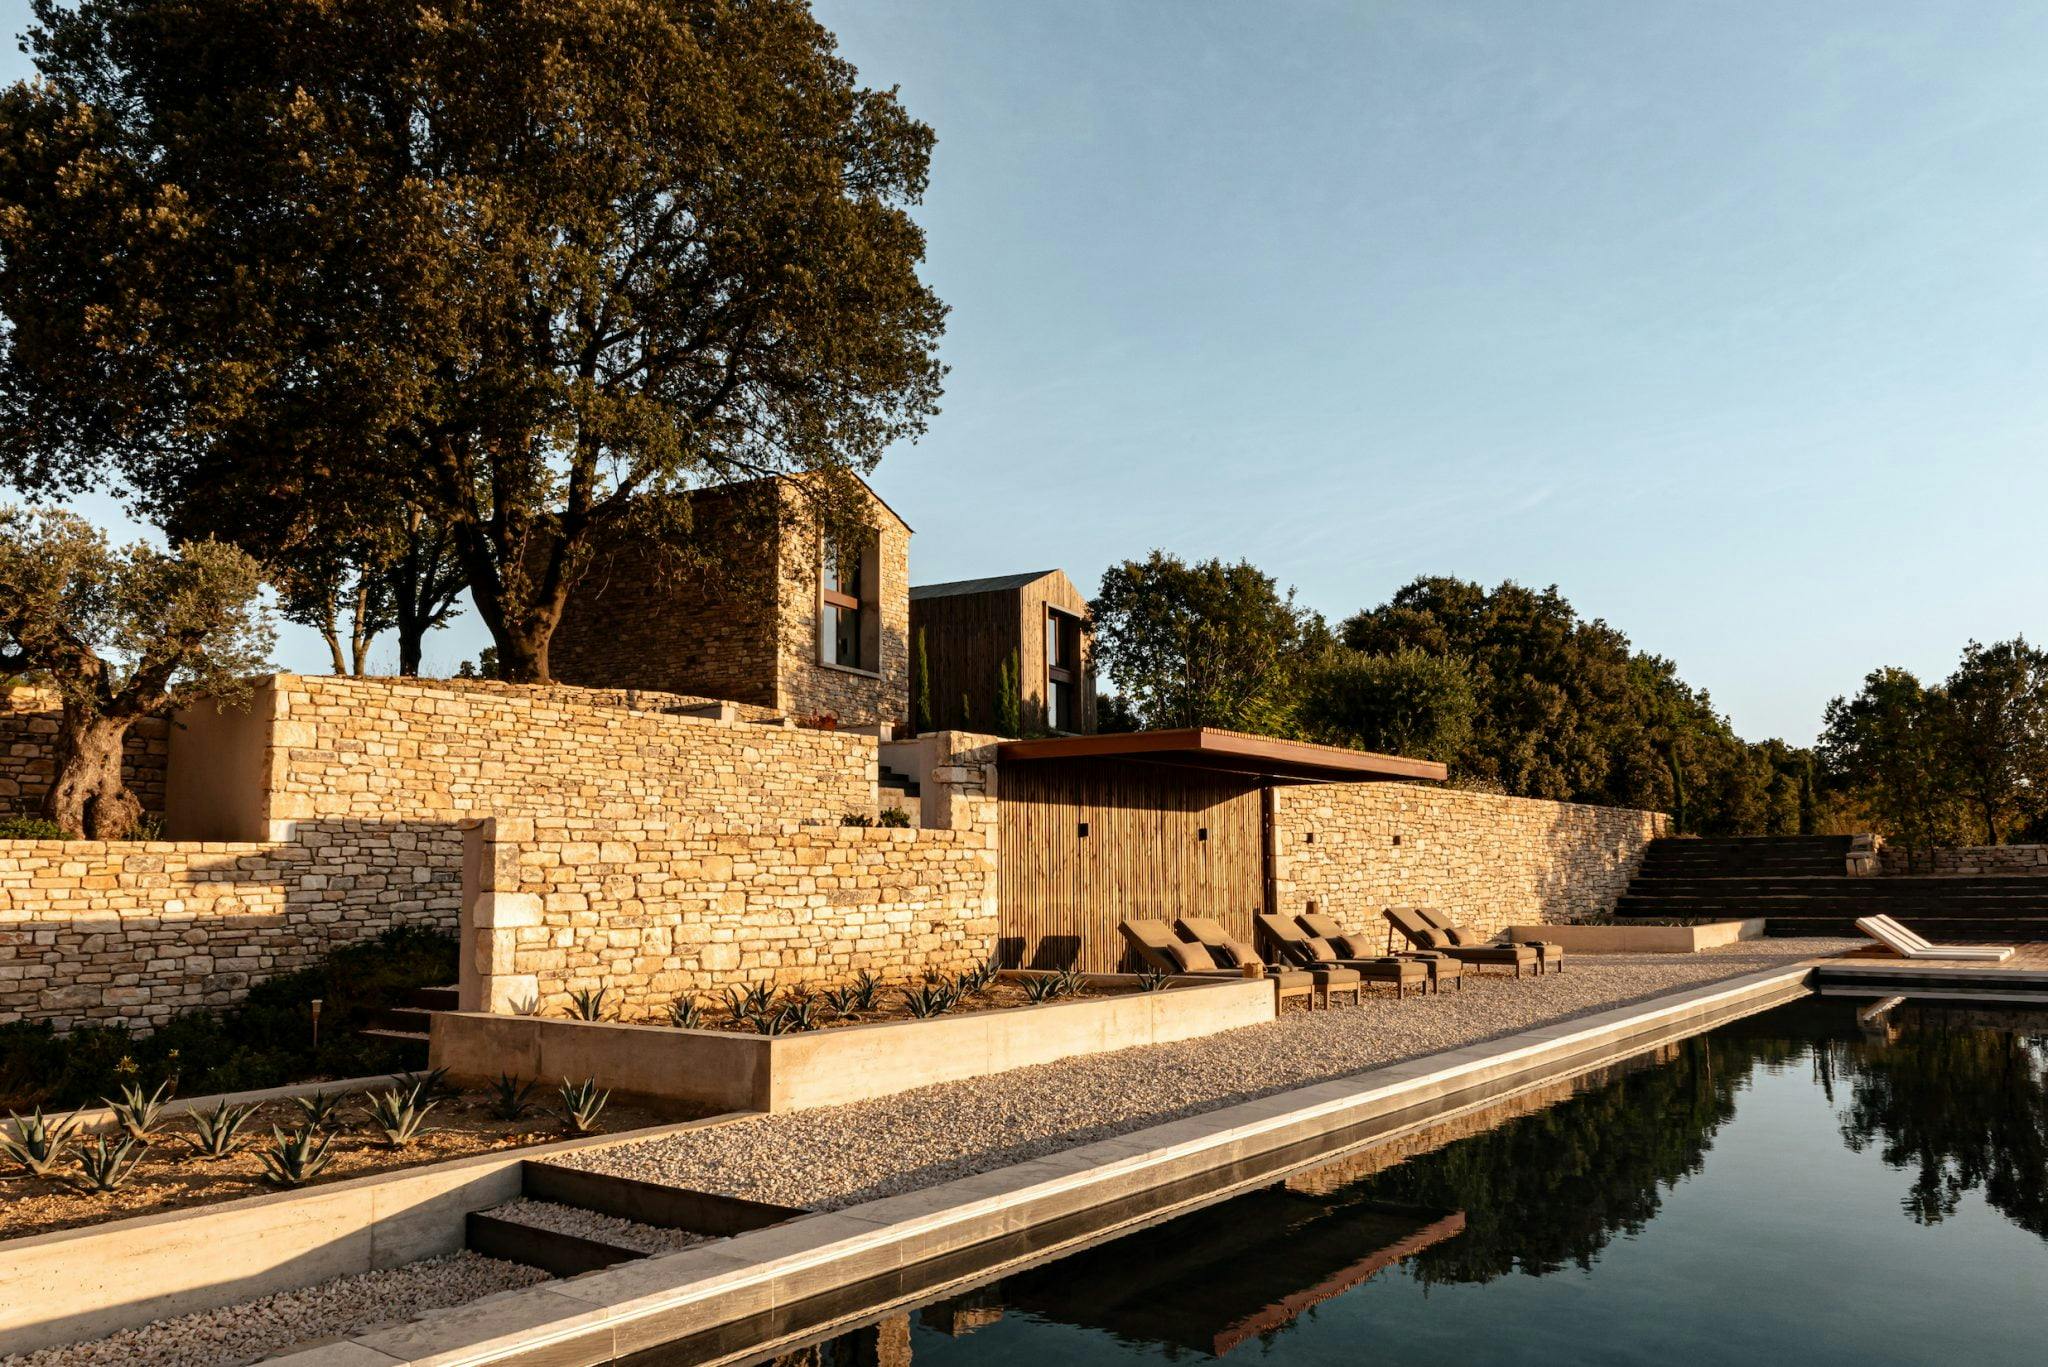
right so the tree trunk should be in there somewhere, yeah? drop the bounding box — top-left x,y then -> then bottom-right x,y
398,625 -> 424,678
43,707 -> 143,839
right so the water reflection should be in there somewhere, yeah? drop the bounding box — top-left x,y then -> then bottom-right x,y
772,998 -> 2048,1365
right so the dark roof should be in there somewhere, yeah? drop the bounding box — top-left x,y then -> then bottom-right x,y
909,570 -> 1062,601
996,727 -> 1448,785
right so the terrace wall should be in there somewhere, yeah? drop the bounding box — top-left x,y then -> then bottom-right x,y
0,831 -> 455,1030
1272,782 -> 1667,940
1877,843 -> 2048,876
1,687 -> 168,824
462,814 -> 997,1018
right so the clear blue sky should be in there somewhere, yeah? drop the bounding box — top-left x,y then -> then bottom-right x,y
6,2 -> 2044,744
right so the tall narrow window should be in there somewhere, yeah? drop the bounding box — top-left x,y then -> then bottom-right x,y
1046,608 -> 1080,732
820,534 -> 879,672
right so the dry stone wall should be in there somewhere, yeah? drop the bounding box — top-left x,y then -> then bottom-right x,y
1273,782 -> 1667,940
0,831 -> 457,1031
1,687 -> 168,823
463,815 -> 997,1018
1878,843 -> 2048,876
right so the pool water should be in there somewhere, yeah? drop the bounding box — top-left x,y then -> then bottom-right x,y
802,995 -> 2048,1366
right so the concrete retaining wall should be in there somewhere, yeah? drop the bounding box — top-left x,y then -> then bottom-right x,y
432,976 -> 1277,1113
1504,918 -> 1765,953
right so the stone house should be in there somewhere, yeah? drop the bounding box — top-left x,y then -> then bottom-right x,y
549,477 -> 913,731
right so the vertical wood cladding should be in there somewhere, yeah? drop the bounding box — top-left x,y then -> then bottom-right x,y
911,569 -> 1097,735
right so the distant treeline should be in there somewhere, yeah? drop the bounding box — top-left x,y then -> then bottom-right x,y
1089,554 -> 2047,845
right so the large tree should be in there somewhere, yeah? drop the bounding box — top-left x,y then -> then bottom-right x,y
5,0 -> 946,681
0,508 -> 272,837
1090,552 -> 1330,733
1818,667 -> 1961,864
1940,638 -> 2048,845
1296,646 -> 1476,764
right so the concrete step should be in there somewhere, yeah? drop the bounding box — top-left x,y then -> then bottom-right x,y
359,1027 -> 430,1046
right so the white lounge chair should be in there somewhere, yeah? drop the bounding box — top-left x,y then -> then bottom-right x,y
1854,914 -> 2015,963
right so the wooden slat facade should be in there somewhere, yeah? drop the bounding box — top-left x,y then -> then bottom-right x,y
998,757 -> 1267,972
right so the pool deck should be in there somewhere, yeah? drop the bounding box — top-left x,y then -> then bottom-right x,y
266,949 -> 1923,1367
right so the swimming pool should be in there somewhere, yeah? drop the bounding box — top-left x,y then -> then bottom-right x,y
767,995 -> 2048,1366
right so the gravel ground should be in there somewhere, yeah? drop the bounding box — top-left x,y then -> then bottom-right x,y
1,1252 -> 550,1367
479,1198 -> 717,1255
566,939 -> 1855,1210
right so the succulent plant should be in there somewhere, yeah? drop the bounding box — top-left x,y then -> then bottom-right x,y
258,1125 -> 334,1188
1021,974 -> 1064,1004
489,1074 -> 540,1121
363,1086 -> 437,1148
850,969 -> 883,1012
822,983 -> 859,1016
752,1008 -> 788,1035
103,1080 -> 174,1142
68,1134 -> 148,1193
388,1068 -> 451,1106
1055,965 -> 1089,998
292,1089 -> 346,1131
667,994 -> 705,1029
566,987 -> 612,1022
901,981 -> 959,1018
558,1077 -> 609,1134
778,999 -> 821,1032
0,1108 -> 81,1177
185,1099 -> 259,1159
1135,967 -> 1176,992
958,956 -> 1001,996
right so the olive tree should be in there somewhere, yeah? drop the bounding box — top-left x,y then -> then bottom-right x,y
0,508 -> 272,837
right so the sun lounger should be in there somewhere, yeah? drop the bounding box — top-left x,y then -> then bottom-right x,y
1172,916 -> 1318,1012
1383,907 -> 1539,978
1411,906 -> 1564,974
1255,914 -> 1427,1000
1854,915 -> 2014,963
1121,918 -> 1327,1009
1297,910 -> 1461,992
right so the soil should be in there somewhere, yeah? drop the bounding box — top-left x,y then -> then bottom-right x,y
683,976 -> 1144,1033
0,1086 -> 688,1243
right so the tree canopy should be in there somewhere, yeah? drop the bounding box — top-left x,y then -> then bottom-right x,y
2,0 -> 947,680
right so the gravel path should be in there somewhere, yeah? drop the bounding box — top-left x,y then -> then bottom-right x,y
566,939 -> 1854,1210
479,1198 -> 717,1255
2,1252 -> 550,1367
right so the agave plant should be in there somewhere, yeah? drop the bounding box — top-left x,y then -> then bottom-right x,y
778,999 -> 821,1033
103,1080 -> 174,1142
741,981 -> 776,1017
957,956 -> 1001,996
292,1089 -> 346,1131
68,1134 -> 148,1193
0,1108 -> 81,1177
185,1099 -> 259,1159
566,987 -> 612,1022
752,1008 -> 789,1036
1021,974 -> 1064,1004
258,1125 -> 334,1188
1134,967 -> 1176,993
850,969 -> 882,1012
489,1074 -> 540,1122
558,1077 -> 609,1135
363,1086 -> 437,1149
668,994 -> 705,1030
901,981 -> 958,1019
388,1068 -> 451,1106
822,983 -> 859,1017
1055,965 -> 1089,999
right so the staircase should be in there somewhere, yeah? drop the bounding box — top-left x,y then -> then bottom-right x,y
360,984 -> 457,1048
1616,836 -> 2048,940
877,761 -> 922,824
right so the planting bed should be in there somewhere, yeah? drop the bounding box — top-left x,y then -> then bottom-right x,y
0,1086 -> 682,1242
678,971 -> 1148,1033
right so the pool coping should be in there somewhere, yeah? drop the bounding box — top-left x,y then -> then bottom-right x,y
262,958 -> 1846,1366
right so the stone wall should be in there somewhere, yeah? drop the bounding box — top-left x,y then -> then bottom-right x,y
462,814 -> 997,1019
1272,783 -> 1668,940
1,687 -> 168,824
176,674 -> 876,842
0,832 -> 457,1031
1878,843 -> 2048,876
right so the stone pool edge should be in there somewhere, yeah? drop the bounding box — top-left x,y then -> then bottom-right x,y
266,958 -> 1854,1367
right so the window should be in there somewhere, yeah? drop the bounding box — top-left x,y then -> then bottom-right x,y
820,534 -> 880,672
1046,608 -> 1081,732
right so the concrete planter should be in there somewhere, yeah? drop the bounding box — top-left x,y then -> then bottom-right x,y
431,976 -> 1276,1113
1504,918 -> 1766,953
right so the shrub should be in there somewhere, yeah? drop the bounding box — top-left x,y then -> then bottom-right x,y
0,816 -> 69,840
876,807 -> 912,828
840,811 -> 875,828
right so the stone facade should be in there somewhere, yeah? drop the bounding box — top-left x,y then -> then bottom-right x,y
1272,782 -> 1668,940
1878,842 -> 2048,876
1,687 -> 168,823
462,814 -> 997,1019
550,478 -> 911,730
0,833 -> 457,1031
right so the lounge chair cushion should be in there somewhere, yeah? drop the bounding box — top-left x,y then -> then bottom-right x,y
1164,939 -> 1219,973
1213,937 -> 1260,969
1328,933 -> 1375,959
1441,926 -> 1478,946
1414,927 -> 1452,949
1302,934 -> 1344,961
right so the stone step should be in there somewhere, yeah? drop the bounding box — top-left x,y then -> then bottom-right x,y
359,1027 -> 430,1046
